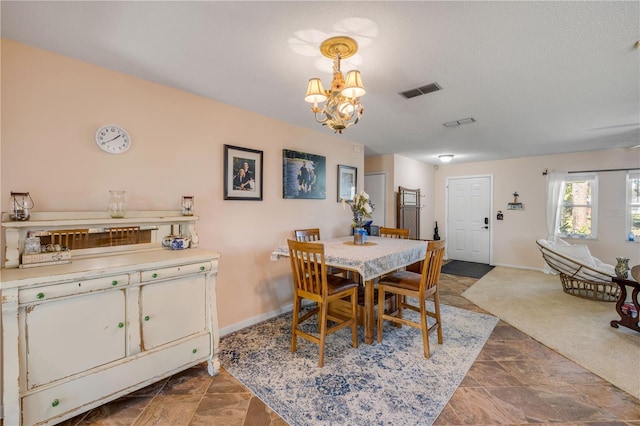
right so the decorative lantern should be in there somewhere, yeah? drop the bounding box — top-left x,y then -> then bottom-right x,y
181,196 -> 194,216
9,192 -> 34,221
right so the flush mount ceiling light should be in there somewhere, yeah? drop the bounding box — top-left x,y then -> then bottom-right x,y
438,154 -> 454,163
304,36 -> 365,134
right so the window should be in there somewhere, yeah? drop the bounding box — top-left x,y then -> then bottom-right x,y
627,171 -> 640,241
558,173 -> 598,239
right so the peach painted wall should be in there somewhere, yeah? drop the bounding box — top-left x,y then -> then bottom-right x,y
393,154 -> 436,241
365,154 -> 436,240
0,39 -> 365,331
433,149 -> 640,269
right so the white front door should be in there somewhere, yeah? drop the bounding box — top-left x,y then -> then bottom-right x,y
446,176 -> 492,263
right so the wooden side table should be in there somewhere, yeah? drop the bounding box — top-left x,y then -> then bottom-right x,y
610,277 -> 640,333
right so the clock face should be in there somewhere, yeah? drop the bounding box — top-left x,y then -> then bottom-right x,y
95,125 -> 131,154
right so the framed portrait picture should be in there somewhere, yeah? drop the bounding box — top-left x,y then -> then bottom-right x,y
337,165 -> 357,202
282,149 -> 326,199
224,145 -> 263,201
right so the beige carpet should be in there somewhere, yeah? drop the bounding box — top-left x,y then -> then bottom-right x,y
462,266 -> 640,399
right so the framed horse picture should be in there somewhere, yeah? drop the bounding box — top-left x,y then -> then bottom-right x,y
282,149 -> 326,199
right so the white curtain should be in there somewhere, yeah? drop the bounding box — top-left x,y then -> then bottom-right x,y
545,171 -> 567,241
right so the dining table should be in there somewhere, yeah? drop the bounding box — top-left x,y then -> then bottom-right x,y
271,235 -> 428,344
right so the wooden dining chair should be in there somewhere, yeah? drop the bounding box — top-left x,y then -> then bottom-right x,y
377,240 -> 446,358
379,227 -> 410,239
294,228 -> 321,242
379,227 -> 412,276
49,229 -> 89,249
109,226 -> 140,246
287,239 -> 359,367
294,228 -> 348,277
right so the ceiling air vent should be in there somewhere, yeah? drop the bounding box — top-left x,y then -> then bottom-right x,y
399,82 -> 442,99
443,117 -> 476,128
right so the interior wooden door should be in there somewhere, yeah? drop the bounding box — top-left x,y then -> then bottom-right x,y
397,186 -> 420,239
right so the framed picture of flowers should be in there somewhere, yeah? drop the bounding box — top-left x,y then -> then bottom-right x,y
282,149 -> 326,199
337,165 -> 357,202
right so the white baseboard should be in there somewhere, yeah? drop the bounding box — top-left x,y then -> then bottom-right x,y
490,263 -> 545,272
219,301 -> 318,337
219,304 -> 293,337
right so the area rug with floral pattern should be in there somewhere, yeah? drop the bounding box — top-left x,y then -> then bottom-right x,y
219,301 -> 498,425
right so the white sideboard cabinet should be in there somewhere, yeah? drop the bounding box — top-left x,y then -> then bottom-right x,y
1,212 -> 220,425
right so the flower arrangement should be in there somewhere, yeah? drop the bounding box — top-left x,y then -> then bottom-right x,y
342,190 -> 375,228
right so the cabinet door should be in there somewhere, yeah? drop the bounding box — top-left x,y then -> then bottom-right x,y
26,290 -> 126,388
140,275 -> 207,350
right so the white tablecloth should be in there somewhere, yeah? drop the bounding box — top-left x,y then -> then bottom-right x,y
272,236 -> 428,281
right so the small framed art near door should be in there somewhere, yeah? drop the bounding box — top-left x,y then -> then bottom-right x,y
337,165 -> 357,202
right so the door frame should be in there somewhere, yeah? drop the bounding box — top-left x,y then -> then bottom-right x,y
444,174 -> 494,264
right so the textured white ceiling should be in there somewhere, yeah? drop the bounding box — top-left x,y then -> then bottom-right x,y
2,1 -> 639,164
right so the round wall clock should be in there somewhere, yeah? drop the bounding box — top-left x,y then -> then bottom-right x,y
95,125 -> 131,154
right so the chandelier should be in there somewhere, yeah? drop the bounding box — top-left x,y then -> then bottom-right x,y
304,36 -> 366,134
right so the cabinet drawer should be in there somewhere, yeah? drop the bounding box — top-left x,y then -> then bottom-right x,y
140,261 -> 211,282
22,333 -> 212,426
19,274 -> 129,304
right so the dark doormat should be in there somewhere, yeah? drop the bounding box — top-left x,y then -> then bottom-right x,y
441,260 -> 495,279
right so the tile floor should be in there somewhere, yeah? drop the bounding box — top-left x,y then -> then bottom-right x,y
45,273 -> 640,425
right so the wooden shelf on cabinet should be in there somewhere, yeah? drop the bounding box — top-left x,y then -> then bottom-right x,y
1,211 -> 200,269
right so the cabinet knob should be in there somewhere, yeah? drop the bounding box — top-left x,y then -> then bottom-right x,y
144,316 -> 150,321
192,349 -> 197,354
152,273 -> 158,278
37,292 -> 45,299
118,322 -> 124,328
200,266 -> 205,271
51,399 -> 60,407
112,280 -> 118,286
